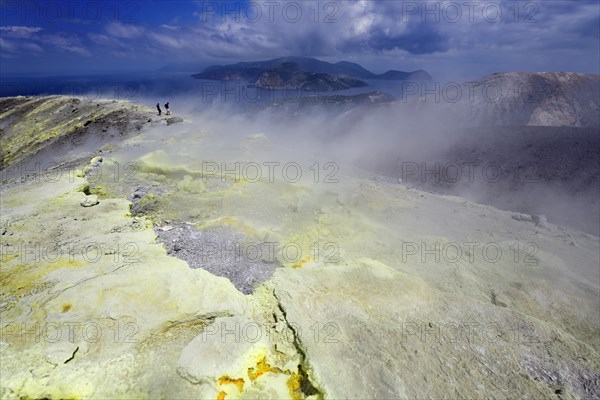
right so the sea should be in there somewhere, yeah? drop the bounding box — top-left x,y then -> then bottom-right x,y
0,70 -> 414,111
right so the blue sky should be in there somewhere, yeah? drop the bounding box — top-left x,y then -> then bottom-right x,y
1,0 -> 599,81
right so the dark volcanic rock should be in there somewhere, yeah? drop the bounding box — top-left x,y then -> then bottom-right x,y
155,223 -> 277,294
166,117 -> 184,126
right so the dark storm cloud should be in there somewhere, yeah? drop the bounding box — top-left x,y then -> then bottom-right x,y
577,15 -> 600,38
366,24 -> 449,55
294,30 -> 337,56
1,0 -> 598,77
337,22 -> 448,55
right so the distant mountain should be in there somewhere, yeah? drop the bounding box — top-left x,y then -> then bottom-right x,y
378,69 -> 432,81
192,56 -> 431,83
429,72 -> 600,128
248,62 -> 367,91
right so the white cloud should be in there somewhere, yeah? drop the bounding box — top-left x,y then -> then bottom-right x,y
5,0 -> 588,77
151,33 -> 184,48
0,26 -> 42,39
42,34 -> 91,57
0,37 -> 16,51
106,21 -> 145,39
88,33 -> 112,45
22,42 -> 43,53
0,33 -> 43,55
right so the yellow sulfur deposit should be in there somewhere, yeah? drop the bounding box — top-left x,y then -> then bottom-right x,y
1,96 -> 599,399
218,376 -> 245,392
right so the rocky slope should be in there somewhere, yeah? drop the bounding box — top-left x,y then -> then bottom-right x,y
359,125 -> 600,236
0,96 -> 153,171
326,72 -> 600,234
0,96 -> 598,399
436,72 -> 600,128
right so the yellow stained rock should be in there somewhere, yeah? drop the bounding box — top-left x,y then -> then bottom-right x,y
218,376 -> 245,392
247,356 -> 282,381
1,174 -> 249,398
287,373 -> 303,400
291,256 -> 311,269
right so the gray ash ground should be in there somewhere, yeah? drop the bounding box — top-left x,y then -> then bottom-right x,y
365,126 -> 600,235
523,355 -> 600,399
154,223 -> 277,295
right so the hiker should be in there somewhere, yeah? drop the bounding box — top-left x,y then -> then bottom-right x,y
164,102 -> 170,115
156,103 -> 161,116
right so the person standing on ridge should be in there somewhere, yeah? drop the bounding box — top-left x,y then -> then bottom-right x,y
156,103 -> 162,116
165,102 -> 170,115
